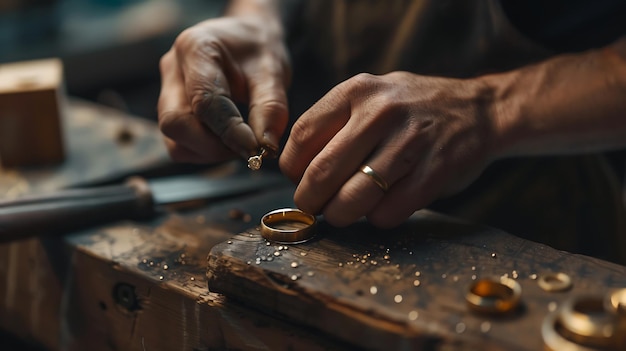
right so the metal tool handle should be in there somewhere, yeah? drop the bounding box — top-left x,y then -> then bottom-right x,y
0,177 -> 154,243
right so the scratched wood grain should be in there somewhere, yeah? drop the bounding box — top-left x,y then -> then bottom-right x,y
0,100 -> 354,350
207,210 -> 626,351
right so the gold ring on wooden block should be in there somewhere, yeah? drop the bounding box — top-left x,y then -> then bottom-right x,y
556,296 -> 620,348
606,288 -> 626,316
359,165 -> 389,192
542,310 -> 596,351
261,208 -> 316,244
538,272 -> 573,292
466,276 -> 521,314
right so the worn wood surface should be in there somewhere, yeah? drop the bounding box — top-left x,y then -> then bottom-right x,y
207,211 -> 626,351
0,100 -> 349,350
2,99 -> 626,350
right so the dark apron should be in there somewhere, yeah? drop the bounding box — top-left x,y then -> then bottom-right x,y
285,0 -> 626,264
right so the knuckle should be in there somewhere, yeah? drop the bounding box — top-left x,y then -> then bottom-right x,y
159,112 -> 187,139
190,92 -> 211,118
159,50 -> 175,73
165,142 -> 190,163
250,99 -> 288,120
287,118 -> 313,150
304,158 -> 335,187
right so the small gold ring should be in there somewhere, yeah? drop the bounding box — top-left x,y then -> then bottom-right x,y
466,276 -> 522,314
557,296 -> 619,348
606,288 -> 626,316
542,310 -> 597,351
538,272 -> 573,292
359,165 -> 389,192
260,208 -> 316,244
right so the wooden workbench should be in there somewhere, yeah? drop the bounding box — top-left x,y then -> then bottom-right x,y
0,100 -> 625,350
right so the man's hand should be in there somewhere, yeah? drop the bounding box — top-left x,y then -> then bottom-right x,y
158,14 -> 290,163
280,72 -> 499,228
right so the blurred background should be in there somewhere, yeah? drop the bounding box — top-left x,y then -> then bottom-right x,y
0,0 -> 226,120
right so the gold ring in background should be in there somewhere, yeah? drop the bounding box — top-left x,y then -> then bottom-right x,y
557,296 -> 619,348
538,272 -> 573,292
261,208 -> 316,244
359,165 -> 389,192
606,288 -> 626,316
466,276 -> 522,315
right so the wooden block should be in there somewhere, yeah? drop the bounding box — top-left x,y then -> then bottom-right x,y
207,211 -> 626,350
0,58 -> 65,168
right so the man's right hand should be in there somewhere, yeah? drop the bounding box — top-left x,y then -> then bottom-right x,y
158,14 -> 290,163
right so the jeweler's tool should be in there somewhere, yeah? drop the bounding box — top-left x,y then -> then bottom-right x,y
0,172 -> 285,242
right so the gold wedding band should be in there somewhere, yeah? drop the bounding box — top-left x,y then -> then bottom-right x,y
538,272 -> 573,292
260,208 -> 316,244
466,276 -> 522,314
359,165 -> 389,192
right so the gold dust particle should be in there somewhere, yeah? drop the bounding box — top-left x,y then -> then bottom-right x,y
383,255 -> 390,260
413,279 -> 421,287
142,259 -> 147,264
415,271 -> 421,277
266,242 -> 271,246
455,323 -> 466,334
227,240 -> 233,244
291,262 -> 299,268
190,277 -> 195,281
530,273 -> 538,280
300,252 -> 307,256
370,286 -> 378,295
512,270 -> 519,279
408,311 -> 419,321
307,271 -> 315,277
338,263 -> 344,267
471,274 -> 477,280
394,295 -> 403,303
371,260 -> 378,265
480,321 -> 491,333
163,264 -> 169,270
159,276 -> 164,280
274,251 -> 281,257
471,266 -> 476,271
453,276 -> 459,282
290,274 -> 299,281
491,253 -> 497,258
548,302 -> 558,312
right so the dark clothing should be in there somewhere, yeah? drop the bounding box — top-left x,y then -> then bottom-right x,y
285,0 -> 626,264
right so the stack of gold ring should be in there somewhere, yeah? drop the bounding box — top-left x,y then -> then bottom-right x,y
260,208 -> 316,244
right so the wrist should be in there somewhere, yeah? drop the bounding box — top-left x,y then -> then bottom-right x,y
476,70 -> 526,160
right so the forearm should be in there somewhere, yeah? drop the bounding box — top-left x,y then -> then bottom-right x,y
484,37 -> 626,158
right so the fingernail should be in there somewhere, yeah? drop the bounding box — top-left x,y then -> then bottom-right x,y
262,132 -> 279,157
